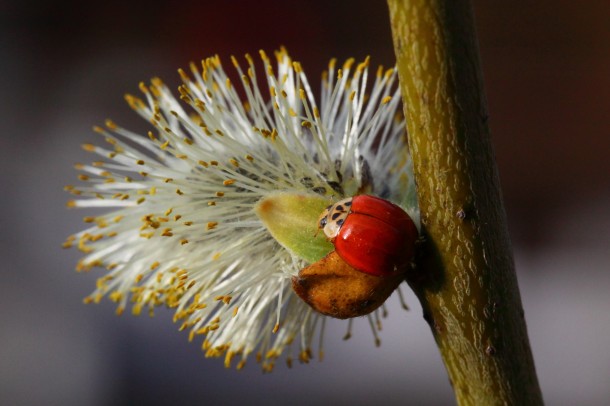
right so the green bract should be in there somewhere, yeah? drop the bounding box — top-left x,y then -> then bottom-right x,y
255,192 -> 334,264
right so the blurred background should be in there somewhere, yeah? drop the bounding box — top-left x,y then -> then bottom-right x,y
1,0 -> 609,404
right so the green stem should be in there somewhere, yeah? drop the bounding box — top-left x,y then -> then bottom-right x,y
386,1 -> 543,404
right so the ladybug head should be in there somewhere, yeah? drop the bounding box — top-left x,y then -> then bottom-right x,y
317,205 -> 331,236
316,198 -> 352,240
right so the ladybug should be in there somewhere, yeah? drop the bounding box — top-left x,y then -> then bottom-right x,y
317,195 -> 418,276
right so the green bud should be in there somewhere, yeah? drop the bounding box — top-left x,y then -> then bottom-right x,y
255,192 -> 334,263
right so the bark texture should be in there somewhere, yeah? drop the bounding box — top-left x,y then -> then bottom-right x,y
387,1 -> 543,404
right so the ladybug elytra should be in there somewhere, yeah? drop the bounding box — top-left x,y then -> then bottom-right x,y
317,195 -> 418,276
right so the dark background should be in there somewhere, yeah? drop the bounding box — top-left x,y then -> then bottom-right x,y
1,1 -> 609,405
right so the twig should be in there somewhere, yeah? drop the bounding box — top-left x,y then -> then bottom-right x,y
387,1 -> 543,404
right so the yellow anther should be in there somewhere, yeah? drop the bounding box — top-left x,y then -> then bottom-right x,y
178,68 -> 189,81
139,82 -> 149,94
376,65 -> 384,78
132,304 -> 142,316
105,119 -> 118,130
230,55 -> 239,68
343,58 -> 355,70
292,61 -> 302,73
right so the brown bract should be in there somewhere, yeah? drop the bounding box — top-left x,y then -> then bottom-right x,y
292,251 -> 405,319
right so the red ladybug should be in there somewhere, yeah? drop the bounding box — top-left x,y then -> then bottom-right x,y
317,195 -> 418,276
